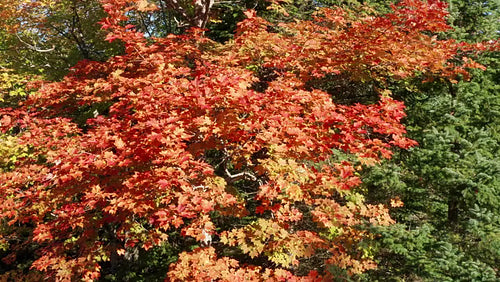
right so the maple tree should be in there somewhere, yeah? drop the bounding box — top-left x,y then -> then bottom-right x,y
0,0 -> 491,280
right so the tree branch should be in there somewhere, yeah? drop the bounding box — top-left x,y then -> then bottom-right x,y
15,34 -> 55,53
225,168 -> 257,183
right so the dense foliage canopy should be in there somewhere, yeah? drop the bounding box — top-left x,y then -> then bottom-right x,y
0,0 -> 497,281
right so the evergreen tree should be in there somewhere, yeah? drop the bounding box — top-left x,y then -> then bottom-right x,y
362,0 -> 500,280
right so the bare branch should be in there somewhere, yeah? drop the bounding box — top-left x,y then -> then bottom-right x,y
165,0 -> 192,25
16,34 -> 55,53
225,168 -> 257,183
164,0 -> 213,28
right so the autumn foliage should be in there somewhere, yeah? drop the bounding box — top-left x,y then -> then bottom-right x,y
0,0 -> 489,280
